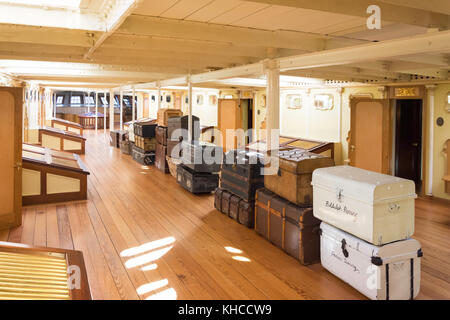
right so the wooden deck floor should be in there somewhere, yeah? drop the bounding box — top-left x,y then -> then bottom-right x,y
1,130 -> 449,300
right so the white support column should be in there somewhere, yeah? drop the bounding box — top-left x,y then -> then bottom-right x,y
87,91 -> 91,114
109,89 -> 115,131
265,61 -> 280,150
157,82 -> 161,111
336,87 -> 344,143
104,90 -> 107,133
426,84 -> 437,196
120,89 -> 123,130
188,76 -> 193,142
132,87 -> 136,121
95,91 -> 98,132
52,91 -> 56,118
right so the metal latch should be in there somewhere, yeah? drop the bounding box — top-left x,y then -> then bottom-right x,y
341,239 -> 349,258
336,188 -> 343,202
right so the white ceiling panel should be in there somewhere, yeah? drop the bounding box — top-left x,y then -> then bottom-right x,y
231,5 -> 296,30
210,1 -> 269,25
186,0 -> 242,22
161,0 -> 215,19
133,0 -> 179,16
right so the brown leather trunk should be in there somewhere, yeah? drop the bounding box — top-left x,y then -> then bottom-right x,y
167,140 -> 183,159
155,143 -> 169,173
214,188 -> 254,228
255,188 -> 321,265
264,149 -> 334,206
156,126 -> 168,146
157,108 -> 183,127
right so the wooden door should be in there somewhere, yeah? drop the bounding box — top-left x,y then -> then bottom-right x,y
144,96 -> 149,118
0,87 -> 23,230
349,98 -> 390,174
218,99 -> 241,151
395,99 -> 423,185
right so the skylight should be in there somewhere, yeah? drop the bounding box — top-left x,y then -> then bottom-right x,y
0,0 -> 81,9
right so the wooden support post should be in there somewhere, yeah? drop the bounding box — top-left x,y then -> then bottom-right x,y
157,83 -> 161,111
104,90 -> 107,133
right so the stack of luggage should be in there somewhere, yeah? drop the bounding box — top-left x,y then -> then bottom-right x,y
131,119 -> 157,165
311,165 -> 422,300
156,109 -> 183,173
255,148 -> 335,265
110,130 -> 127,148
167,115 -> 200,160
119,132 -> 132,155
214,149 -> 265,228
177,140 -> 223,194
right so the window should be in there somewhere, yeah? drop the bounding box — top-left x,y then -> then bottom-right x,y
196,94 -> 204,105
85,96 -> 95,106
151,95 -> 155,102
166,95 -> 171,103
71,96 -> 81,105
185,97 -> 189,104
56,96 -> 64,106
286,94 -> 302,110
100,97 -> 108,105
123,97 -> 131,106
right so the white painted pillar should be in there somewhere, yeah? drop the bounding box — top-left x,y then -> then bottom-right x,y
120,89 -> 123,130
104,90 -> 107,133
336,87 -> 343,143
132,87 -> 136,121
188,77 -> 193,142
157,83 -> 161,111
52,92 -> 56,118
95,91 -> 98,132
426,84 -> 437,196
109,89 -> 115,131
265,62 -> 280,150
87,91 -> 91,114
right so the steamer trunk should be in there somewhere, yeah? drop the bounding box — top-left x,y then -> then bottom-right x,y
220,149 -> 265,201
155,143 -> 169,173
214,188 -> 254,228
255,188 -> 321,265
156,126 -> 168,146
120,140 -> 132,155
264,149 -> 335,206
131,145 -> 155,166
134,120 -> 157,138
167,115 -> 200,142
167,140 -> 183,159
176,164 -> 219,194
312,166 -> 416,245
181,141 -> 223,173
134,136 -> 157,152
157,108 -> 183,127
110,130 -> 127,148
320,222 -> 422,300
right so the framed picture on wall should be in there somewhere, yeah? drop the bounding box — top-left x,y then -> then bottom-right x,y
314,94 -> 334,111
208,95 -> 217,105
286,94 -> 302,110
196,94 -> 204,105
446,92 -> 450,113
185,97 -> 189,104
166,95 -> 171,103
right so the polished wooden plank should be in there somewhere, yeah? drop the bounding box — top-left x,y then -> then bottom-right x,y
8,130 -> 450,300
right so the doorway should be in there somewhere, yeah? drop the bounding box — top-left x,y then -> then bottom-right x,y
394,99 -> 423,188
240,99 -> 254,144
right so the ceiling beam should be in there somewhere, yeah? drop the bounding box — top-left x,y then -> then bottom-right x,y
84,0 -> 143,59
117,15 -> 328,51
243,0 -> 450,29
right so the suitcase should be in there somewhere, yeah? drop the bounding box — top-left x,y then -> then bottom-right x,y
214,188 -> 254,228
320,222 -> 422,300
134,120 -> 157,138
120,140 -> 132,155
155,143 -> 169,173
221,149 -> 265,201
167,140 -> 183,159
176,164 -> 218,194
156,126 -> 168,146
264,148 -> 334,206
134,135 -> 157,152
167,115 -> 200,142
312,166 -> 416,245
132,145 -> 155,165
255,188 -> 321,265
157,108 -> 183,127
181,141 -> 223,173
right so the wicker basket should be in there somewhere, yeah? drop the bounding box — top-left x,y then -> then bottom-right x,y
166,156 -> 181,179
